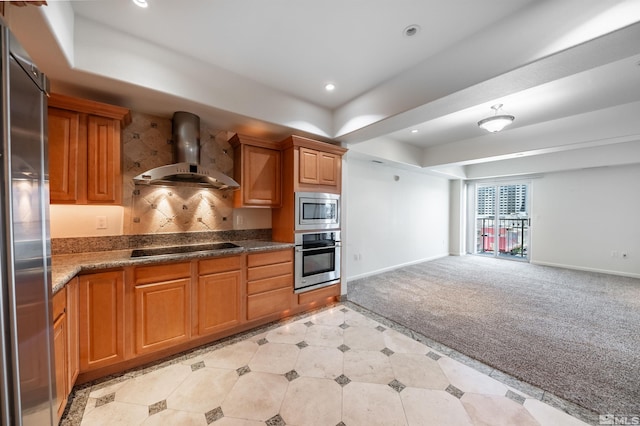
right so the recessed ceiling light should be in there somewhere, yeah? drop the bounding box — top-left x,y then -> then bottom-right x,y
132,0 -> 148,8
403,25 -> 421,37
324,83 -> 336,92
411,129 -> 419,134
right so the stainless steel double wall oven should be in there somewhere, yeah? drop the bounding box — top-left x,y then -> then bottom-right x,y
294,192 -> 341,293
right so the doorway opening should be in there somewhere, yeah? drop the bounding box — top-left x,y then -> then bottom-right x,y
474,183 -> 530,261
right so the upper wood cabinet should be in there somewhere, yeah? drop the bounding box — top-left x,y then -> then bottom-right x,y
229,134 -> 282,208
281,135 -> 347,194
48,94 -> 130,205
299,147 -> 339,187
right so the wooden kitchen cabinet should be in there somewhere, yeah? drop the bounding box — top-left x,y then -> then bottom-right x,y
246,249 -> 293,320
66,277 -> 80,392
48,93 -> 130,205
299,147 -> 339,187
197,255 -> 243,336
229,134 -> 282,208
79,271 -> 126,371
52,287 -> 68,420
133,262 -> 191,355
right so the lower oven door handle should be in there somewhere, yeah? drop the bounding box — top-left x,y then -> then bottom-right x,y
295,244 -> 341,252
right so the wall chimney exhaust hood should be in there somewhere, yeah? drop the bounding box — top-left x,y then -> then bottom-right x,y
133,112 -> 240,189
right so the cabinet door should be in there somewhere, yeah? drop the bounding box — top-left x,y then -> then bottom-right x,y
318,151 -> 339,186
53,314 -> 68,420
135,279 -> 191,355
48,108 -> 83,203
241,144 -> 282,206
299,147 -> 320,184
87,115 -> 121,204
79,271 -> 125,371
198,270 -> 242,336
66,278 -> 80,388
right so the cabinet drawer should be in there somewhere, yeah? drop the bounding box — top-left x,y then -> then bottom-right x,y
247,275 -> 292,295
247,287 -> 291,320
298,284 -> 340,306
198,255 -> 242,276
247,262 -> 292,282
52,287 -> 67,321
134,262 -> 191,285
247,249 -> 292,267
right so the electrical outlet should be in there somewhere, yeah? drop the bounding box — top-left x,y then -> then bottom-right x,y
96,216 -> 107,230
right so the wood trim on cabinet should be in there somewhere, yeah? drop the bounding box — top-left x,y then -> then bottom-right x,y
198,255 -> 243,276
134,262 -> 191,285
48,93 -> 132,126
247,249 -> 293,267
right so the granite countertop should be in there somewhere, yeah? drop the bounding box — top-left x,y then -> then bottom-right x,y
51,240 -> 294,294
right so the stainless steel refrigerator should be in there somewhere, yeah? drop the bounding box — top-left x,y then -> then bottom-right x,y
0,19 -> 56,426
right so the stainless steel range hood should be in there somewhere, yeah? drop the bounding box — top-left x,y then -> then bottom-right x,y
133,111 -> 239,189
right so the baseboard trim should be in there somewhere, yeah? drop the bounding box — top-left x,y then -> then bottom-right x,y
346,253 -> 450,282
531,260 -> 640,279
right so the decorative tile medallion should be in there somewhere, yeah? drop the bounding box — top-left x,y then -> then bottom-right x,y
205,406 -> 224,424
304,321 -> 314,327
94,392 -> 115,408
339,323 -> 350,329
236,365 -> 251,376
284,370 -> 300,382
388,379 -> 406,393
426,351 -> 441,361
376,325 -> 386,332
148,399 -> 167,416
446,384 -> 465,399
335,374 -> 351,387
381,347 -> 395,357
337,344 -> 351,353
191,361 -> 206,371
296,341 -> 309,349
266,414 -> 286,426
257,338 -> 269,345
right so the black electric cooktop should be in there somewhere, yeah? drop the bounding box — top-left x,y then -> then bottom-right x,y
131,242 -> 240,258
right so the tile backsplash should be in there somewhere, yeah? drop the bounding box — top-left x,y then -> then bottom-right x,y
122,112 -> 237,235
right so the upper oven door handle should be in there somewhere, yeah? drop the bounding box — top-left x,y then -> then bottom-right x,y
295,244 -> 341,252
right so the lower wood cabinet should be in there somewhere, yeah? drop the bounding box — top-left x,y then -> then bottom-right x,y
246,249 -> 293,320
52,289 -> 68,420
197,256 -> 242,336
79,271 -> 125,371
133,262 -> 191,355
69,249 -> 334,386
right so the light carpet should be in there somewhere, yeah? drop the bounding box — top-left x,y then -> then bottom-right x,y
347,255 -> 640,417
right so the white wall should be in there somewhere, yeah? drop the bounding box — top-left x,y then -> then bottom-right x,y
345,156 -> 450,281
531,163 -> 640,278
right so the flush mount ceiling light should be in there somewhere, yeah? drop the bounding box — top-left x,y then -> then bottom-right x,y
324,83 -> 336,92
132,0 -> 148,8
477,104 -> 515,133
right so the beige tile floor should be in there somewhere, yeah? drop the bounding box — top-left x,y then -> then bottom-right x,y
73,305 -> 591,426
